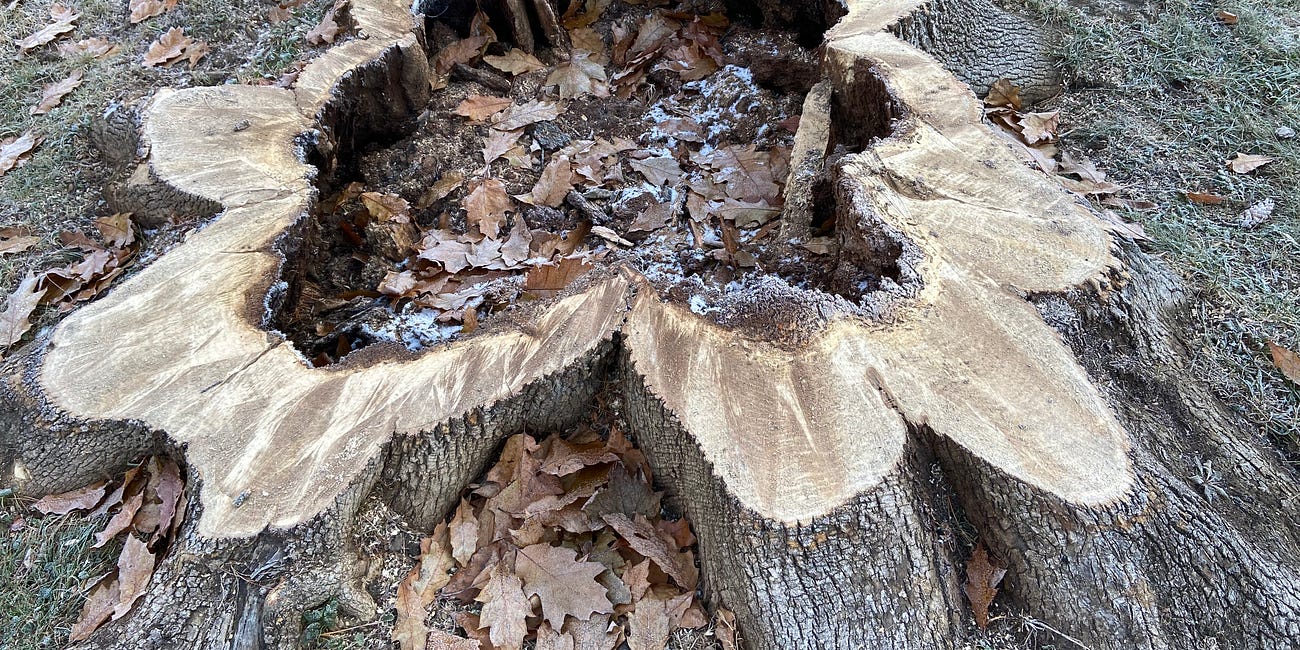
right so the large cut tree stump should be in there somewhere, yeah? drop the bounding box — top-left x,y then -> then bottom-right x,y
3,0 -> 1299,648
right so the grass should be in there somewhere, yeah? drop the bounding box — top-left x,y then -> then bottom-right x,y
1013,0 -> 1300,444
0,492 -> 122,650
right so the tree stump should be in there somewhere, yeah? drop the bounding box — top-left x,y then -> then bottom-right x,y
3,0 -> 1299,648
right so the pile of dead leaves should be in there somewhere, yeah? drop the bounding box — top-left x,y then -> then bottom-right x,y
392,427 -> 737,650
26,456 -> 185,642
0,214 -> 139,353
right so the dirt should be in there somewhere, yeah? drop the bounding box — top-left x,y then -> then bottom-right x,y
271,0 -> 912,364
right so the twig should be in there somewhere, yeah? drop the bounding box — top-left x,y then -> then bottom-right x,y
566,190 -> 608,225
319,620 -> 380,637
451,63 -> 511,94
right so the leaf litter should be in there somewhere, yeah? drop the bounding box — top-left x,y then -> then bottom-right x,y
276,0 -> 829,363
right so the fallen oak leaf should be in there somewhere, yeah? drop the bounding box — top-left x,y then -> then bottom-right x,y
0,131 -> 45,177
483,49 -> 546,75
450,498 -> 479,566
69,577 -> 120,642
129,0 -> 166,24
492,99 -> 565,131
545,50 -> 610,99
142,28 -> 193,68
456,95 -> 514,122
1216,8 -> 1239,24
475,563 -> 531,650
31,481 -> 107,515
1018,111 -> 1060,145
1227,152 -> 1274,174
58,37 -> 120,58
14,4 -> 79,54
307,0 -> 349,45
427,630 -> 482,649
984,78 -> 1022,110
0,230 -> 40,256
516,155 -> 574,207
1268,341 -> 1300,385
626,590 -> 693,650
515,542 -> 613,629
111,535 -> 156,620
0,273 -> 47,349
1185,191 -> 1226,205
31,69 -> 85,115
601,513 -> 697,589
482,128 -> 523,167
94,213 -> 135,248
464,178 -> 513,239
434,35 -> 490,75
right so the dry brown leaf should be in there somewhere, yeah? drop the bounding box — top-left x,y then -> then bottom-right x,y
963,543 -> 1007,629
714,608 -> 738,650
417,230 -> 473,274
693,145 -> 778,202
0,233 -> 40,256
1268,341 -> 1300,385
1216,8 -> 1239,24
482,128 -> 523,167
517,155 -> 574,207
69,577 -> 120,642
14,4 -> 79,53
362,192 -> 411,223
545,50 -> 609,99
394,524 -> 455,650
628,156 -> 683,187
419,171 -> 466,208
515,543 -> 613,629
129,0 -> 166,24
629,13 -> 677,57
985,78 -> 1022,110
307,0 -> 349,45
492,99 -> 564,131
1097,210 -> 1150,242
626,591 -> 692,650
1185,191 -> 1226,205
185,41 -> 210,67
392,579 -> 429,650
456,95 -> 514,122
94,213 -> 135,248
111,535 -> 156,620
483,49 -> 546,75
563,614 -> 619,650
142,28 -> 193,68
58,37 -> 120,58
434,35 -> 490,75
1018,111 -> 1060,145
464,178 -> 513,239
476,563 -> 531,650
534,622 -> 576,650
602,513 -> 696,588
1227,152 -> 1274,174
0,273 -> 47,349
93,491 -> 143,548
524,257 -> 592,292
561,0 -> 612,29
31,70 -> 85,115
0,131 -> 45,177
32,481 -> 107,514
450,498 -> 479,566
500,218 -> 533,267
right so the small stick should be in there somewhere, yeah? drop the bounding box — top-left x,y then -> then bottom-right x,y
566,190 -> 608,225
451,63 -> 512,94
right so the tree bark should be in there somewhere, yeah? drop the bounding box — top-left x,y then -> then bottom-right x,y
2,0 -> 1298,649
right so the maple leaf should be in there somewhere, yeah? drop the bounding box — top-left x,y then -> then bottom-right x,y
1227,152 -> 1274,174
963,543 -> 1007,629
464,178 -> 513,239
628,155 -> 683,187
31,69 -> 84,115
493,99 -> 566,132
14,4 -> 79,54
1268,341 -> 1300,385
58,37 -> 120,58
0,273 -> 47,349
476,563 -> 531,650
546,51 -> 610,99
69,578 -> 120,642
515,543 -> 613,629
517,155 -> 575,207
112,535 -> 156,620
456,95 -> 514,122
31,481 -> 107,514
142,28 -> 194,68
484,49 -> 546,75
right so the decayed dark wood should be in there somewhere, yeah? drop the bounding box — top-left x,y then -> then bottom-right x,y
1,0 -> 1298,648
